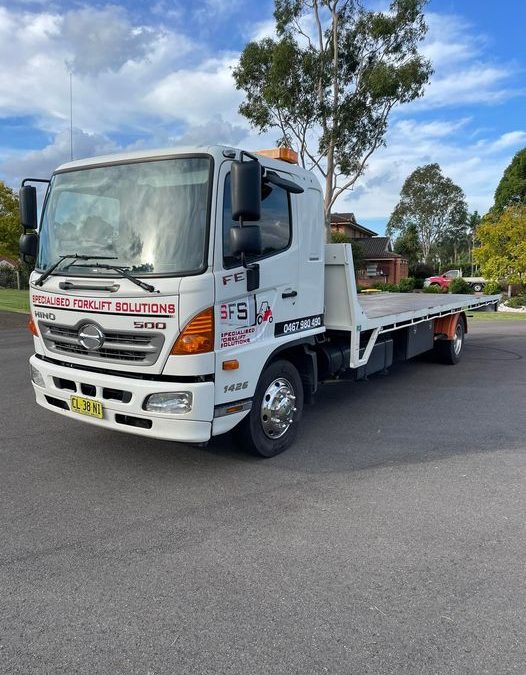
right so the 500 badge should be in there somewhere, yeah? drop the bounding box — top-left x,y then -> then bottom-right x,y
134,321 -> 167,329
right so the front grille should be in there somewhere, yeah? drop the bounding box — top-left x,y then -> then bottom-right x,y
40,322 -> 164,366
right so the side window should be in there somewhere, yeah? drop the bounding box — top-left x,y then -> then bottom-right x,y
223,173 -> 292,267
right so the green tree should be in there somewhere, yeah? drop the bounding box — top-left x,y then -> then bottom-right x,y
433,218 -> 470,268
0,181 -> 20,260
474,204 -> 526,284
492,147 -> 526,216
233,0 -> 432,238
393,222 -> 420,270
466,210 -> 481,275
387,163 -> 468,262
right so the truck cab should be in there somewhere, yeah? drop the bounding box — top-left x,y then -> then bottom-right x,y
21,145 -> 325,456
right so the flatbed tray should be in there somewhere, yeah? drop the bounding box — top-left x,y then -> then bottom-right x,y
359,292 -> 498,329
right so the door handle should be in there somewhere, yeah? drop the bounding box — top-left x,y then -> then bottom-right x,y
282,290 -> 298,299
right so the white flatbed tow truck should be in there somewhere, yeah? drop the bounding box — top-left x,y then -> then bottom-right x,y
19,145 -> 499,457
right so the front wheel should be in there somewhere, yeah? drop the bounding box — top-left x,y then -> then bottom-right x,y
472,283 -> 483,292
234,359 -> 304,457
434,316 -> 465,364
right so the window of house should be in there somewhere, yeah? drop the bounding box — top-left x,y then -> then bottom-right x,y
223,173 -> 292,267
366,263 -> 378,277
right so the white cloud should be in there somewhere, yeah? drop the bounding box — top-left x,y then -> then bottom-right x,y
421,13 -> 484,68
249,18 -> 276,42
335,123 -> 526,221
415,65 -> 518,109
62,6 -> 160,76
143,55 -> 243,126
1,129 -> 118,185
0,3 -> 524,228
393,118 -> 472,139
409,12 -> 521,111
481,131 -> 526,152
174,114 -> 248,146
0,4 -> 242,148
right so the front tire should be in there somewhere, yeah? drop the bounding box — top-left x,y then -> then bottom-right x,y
434,316 -> 465,364
234,359 -> 304,457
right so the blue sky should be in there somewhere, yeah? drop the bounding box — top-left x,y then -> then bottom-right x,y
0,0 -> 525,234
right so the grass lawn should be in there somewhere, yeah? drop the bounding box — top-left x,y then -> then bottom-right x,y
468,310 -> 526,321
0,289 -> 30,314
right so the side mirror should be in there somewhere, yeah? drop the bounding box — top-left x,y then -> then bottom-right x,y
231,159 -> 261,222
230,225 -> 262,257
20,231 -> 39,261
19,185 -> 38,231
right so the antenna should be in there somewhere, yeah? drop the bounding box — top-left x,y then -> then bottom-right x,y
69,69 -> 73,161
65,62 -> 74,161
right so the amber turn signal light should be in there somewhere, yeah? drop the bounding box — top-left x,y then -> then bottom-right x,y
222,359 -> 239,370
171,307 -> 214,355
28,315 -> 38,336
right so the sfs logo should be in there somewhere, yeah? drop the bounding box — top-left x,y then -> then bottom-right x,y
220,298 -> 255,327
220,301 -> 248,321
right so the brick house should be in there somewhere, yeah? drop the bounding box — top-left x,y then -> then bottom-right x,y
330,213 -> 408,287
331,212 -> 377,240
355,237 -> 408,287
0,256 -> 17,269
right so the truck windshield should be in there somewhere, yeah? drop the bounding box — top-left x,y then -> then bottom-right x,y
37,156 -> 212,276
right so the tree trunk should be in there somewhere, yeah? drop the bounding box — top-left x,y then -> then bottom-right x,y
324,144 -> 335,243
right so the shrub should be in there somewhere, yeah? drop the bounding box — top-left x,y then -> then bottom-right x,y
413,277 -> 424,289
0,266 -> 17,288
483,280 -> 502,295
398,277 -> 416,293
449,277 -> 474,294
373,282 -> 400,292
423,284 -> 442,293
505,294 -> 526,309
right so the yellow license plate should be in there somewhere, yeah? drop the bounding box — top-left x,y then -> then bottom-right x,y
70,395 -> 104,419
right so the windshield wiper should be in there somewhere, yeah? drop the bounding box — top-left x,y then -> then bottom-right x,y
34,254 -> 118,287
72,262 -> 158,293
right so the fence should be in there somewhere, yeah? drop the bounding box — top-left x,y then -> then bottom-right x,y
0,265 -> 30,289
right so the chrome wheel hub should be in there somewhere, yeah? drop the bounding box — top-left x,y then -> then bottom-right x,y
260,377 -> 297,439
453,322 -> 463,355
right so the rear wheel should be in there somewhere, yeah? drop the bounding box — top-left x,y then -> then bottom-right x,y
234,359 -> 304,457
434,316 -> 465,364
472,282 -> 483,292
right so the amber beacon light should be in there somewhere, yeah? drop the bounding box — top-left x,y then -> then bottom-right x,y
256,148 -> 298,164
171,307 -> 214,355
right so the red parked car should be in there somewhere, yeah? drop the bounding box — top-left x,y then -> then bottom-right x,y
424,269 -> 486,292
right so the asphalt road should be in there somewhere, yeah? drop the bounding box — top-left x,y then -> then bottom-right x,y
1,311 -> 525,674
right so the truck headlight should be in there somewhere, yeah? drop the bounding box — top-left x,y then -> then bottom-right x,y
30,364 -> 45,388
143,392 -> 193,414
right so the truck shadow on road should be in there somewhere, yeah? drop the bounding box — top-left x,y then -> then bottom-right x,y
5,319 -> 525,480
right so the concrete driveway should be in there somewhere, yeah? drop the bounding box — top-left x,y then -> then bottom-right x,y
1,312 -> 525,674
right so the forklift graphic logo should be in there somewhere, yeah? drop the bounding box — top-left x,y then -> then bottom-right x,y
256,301 -> 273,325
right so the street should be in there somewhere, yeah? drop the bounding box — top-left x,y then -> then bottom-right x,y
1,312 -> 525,674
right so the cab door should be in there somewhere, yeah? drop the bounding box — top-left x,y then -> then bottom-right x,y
213,161 -> 300,403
